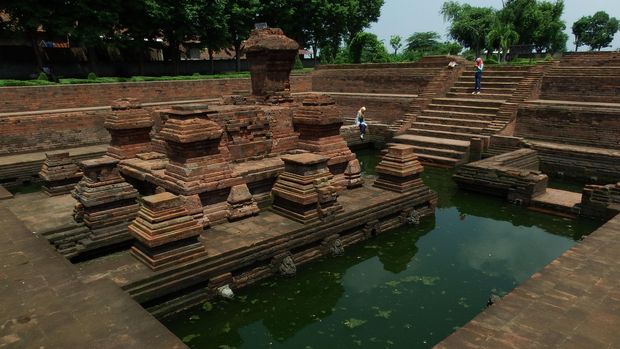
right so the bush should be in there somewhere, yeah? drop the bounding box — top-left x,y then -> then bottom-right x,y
87,72 -> 97,80
192,72 -> 201,77
293,55 -> 304,70
37,72 -> 48,81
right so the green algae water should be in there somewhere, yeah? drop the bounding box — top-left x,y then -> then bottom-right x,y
164,148 -> 601,349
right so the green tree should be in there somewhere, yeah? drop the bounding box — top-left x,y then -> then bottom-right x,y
226,0 -> 260,72
0,0 -> 75,71
344,0 -> 384,42
532,1 -> 567,53
405,31 -> 442,53
572,16 -> 590,52
441,2 -> 496,57
70,0 -> 122,74
499,0 -> 567,53
348,32 -> 388,63
486,20 -> 519,62
389,35 -> 402,54
573,11 -> 619,51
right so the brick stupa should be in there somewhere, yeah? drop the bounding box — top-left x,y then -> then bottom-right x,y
72,156 -> 139,243
39,152 -> 81,196
104,98 -> 154,159
244,27 -> 299,102
159,105 -> 239,195
272,153 -> 342,223
129,192 -> 207,270
293,94 -> 363,189
373,145 -> 425,193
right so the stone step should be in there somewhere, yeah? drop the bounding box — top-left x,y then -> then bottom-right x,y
461,70 -> 529,76
411,122 -> 485,134
421,109 -> 496,121
458,76 -> 524,83
416,116 -> 491,127
408,145 -> 467,160
446,92 -> 511,100
417,153 -> 463,168
432,97 -> 505,108
454,81 -> 519,89
450,86 -> 516,94
427,103 -> 499,115
410,128 -> 483,142
393,134 -> 471,152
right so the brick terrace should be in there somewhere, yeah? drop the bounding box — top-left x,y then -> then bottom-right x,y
0,207 -> 186,348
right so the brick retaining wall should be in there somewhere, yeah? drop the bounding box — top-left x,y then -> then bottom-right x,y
0,75 -> 311,113
515,102 -> 620,149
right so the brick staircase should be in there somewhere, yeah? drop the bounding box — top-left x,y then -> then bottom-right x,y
393,66 -> 531,167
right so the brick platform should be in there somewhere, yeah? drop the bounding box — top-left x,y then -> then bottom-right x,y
0,207 -> 186,348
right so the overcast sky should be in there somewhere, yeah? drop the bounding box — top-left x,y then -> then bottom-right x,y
369,0 -> 620,51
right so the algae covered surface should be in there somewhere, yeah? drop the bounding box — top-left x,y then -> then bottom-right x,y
164,150 -> 600,349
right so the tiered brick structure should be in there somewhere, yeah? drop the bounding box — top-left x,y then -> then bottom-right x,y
373,145 -> 425,193
293,94 -> 362,189
272,153 -> 341,223
72,157 -> 139,245
244,27 -> 299,100
104,98 -> 154,159
453,149 -> 548,204
129,192 -> 207,270
159,105 -> 239,194
39,152 -> 81,196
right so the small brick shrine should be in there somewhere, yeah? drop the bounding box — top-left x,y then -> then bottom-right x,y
272,153 -> 342,223
72,156 -> 139,244
293,94 -> 363,189
39,152 -> 81,196
104,98 -> 154,159
374,144 -> 425,193
129,192 -> 207,270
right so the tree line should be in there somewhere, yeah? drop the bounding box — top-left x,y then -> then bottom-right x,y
440,0 -> 618,62
0,0 -> 384,73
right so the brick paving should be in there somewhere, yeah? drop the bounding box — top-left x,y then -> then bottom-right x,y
435,213 -> 620,349
0,207 -> 186,348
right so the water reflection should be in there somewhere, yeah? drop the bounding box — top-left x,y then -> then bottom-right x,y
164,149 -> 602,349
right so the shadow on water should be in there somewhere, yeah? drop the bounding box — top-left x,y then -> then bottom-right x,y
164,148 -> 603,349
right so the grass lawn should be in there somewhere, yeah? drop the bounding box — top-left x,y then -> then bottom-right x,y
0,68 -> 313,87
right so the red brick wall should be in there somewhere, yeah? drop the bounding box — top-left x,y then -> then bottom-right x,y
327,94 -> 414,125
0,108 -> 110,155
515,102 -> 620,149
312,65 -> 440,94
540,73 -> 620,103
0,75 -> 311,113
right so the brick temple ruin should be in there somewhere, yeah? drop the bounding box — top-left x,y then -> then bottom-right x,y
1,26 -> 619,348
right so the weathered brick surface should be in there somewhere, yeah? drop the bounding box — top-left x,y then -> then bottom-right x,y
540,52 -> 620,103
0,108 -> 110,155
0,75 -> 311,113
515,101 -> 620,149
312,66 -> 439,94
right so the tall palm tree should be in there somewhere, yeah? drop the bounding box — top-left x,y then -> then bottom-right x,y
486,20 -> 519,62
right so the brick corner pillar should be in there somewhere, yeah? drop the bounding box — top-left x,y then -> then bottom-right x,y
72,156 -> 139,243
39,152 -> 81,196
104,98 -> 154,159
373,144 -> 425,193
272,153 -> 342,223
129,192 -> 207,270
293,94 -> 362,189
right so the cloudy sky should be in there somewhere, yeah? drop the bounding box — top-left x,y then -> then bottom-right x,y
369,0 -> 620,51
